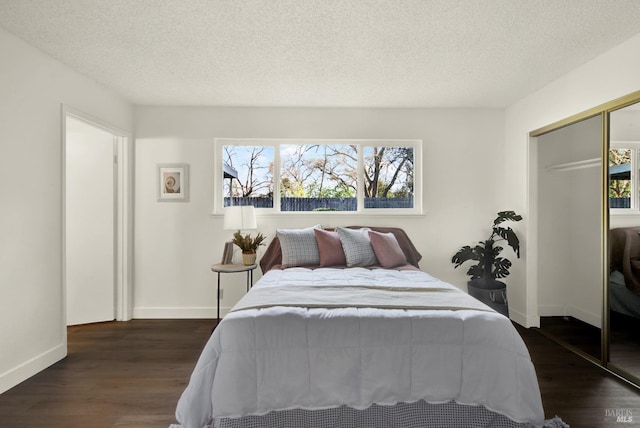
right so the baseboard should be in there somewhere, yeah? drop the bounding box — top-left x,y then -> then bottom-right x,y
537,304 -> 566,317
132,306 -> 231,319
508,307 -> 528,327
566,304 -> 601,328
537,304 -> 601,327
0,342 -> 66,394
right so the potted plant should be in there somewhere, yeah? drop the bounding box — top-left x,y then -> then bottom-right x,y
451,211 -> 523,316
232,231 -> 267,265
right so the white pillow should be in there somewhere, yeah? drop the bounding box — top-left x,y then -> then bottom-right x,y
277,225 -> 322,268
336,227 -> 378,267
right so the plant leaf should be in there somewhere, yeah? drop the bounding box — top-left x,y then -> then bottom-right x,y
452,245 -> 479,268
232,231 -> 267,252
467,264 -> 484,279
494,227 -> 520,257
493,257 -> 512,278
493,210 -> 523,226
491,244 -> 503,257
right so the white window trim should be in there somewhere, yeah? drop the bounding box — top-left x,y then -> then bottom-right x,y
213,138 -> 423,215
610,141 -> 640,215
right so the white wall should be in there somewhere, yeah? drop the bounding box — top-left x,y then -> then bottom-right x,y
505,32 -> 640,327
134,107 -> 504,318
0,27 -> 132,393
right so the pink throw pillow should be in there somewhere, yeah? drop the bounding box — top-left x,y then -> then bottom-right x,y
314,228 -> 347,267
368,230 -> 408,268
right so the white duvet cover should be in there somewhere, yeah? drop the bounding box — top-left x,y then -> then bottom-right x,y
175,267 -> 544,428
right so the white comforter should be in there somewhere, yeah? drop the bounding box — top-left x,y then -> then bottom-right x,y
175,268 -> 544,428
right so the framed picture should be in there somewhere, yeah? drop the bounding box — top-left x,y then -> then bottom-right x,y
157,164 -> 189,202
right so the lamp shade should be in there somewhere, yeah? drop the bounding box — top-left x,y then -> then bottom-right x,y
223,205 -> 257,231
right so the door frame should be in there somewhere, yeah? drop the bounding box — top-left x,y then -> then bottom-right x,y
62,105 -> 133,328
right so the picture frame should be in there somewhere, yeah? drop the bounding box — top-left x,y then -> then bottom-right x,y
157,163 -> 189,202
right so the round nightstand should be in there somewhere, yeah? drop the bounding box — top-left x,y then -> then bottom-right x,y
211,263 -> 257,320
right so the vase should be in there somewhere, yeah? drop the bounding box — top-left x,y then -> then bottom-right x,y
242,252 -> 257,266
467,279 -> 509,317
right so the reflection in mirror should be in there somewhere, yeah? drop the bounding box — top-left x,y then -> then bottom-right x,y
536,115 -> 603,361
609,101 -> 640,379
609,148 -> 632,209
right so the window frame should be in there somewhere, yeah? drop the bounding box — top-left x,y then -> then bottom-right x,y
610,141 -> 640,215
213,138 -> 423,215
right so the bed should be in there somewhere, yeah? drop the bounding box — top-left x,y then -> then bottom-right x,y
610,227 -> 640,319
174,226 -> 544,428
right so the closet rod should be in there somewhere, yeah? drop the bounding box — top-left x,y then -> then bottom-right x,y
546,157 -> 601,172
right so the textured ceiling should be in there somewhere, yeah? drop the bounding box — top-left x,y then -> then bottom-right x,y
1,0 -> 640,108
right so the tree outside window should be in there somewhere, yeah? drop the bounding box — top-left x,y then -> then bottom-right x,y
223,145 -> 274,207
609,148 -> 631,208
280,144 -> 357,211
363,146 -> 414,208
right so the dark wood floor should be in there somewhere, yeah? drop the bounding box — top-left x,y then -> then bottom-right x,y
0,319 -> 214,428
1,319 -> 640,428
539,314 -> 640,386
610,312 -> 640,375
539,316 -> 602,360
517,323 -> 640,427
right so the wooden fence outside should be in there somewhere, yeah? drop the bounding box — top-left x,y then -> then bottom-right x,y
610,197 -> 631,208
224,197 -> 413,211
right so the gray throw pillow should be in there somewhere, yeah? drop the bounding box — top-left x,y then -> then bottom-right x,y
277,225 -> 321,268
336,227 -> 378,267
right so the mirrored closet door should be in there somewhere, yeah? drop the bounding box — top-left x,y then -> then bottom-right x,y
608,100 -> 640,382
532,89 -> 640,388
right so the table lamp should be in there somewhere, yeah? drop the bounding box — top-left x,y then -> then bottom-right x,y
223,205 -> 257,232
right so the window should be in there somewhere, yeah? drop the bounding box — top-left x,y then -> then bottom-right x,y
363,146 -> 414,209
280,144 -> 358,211
609,142 -> 640,212
222,145 -> 274,208
215,139 -> 421,214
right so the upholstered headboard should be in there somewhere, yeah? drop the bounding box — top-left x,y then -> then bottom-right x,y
259,226 -> 422,274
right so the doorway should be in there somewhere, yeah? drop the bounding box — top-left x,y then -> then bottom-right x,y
63,108 -> 132,325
